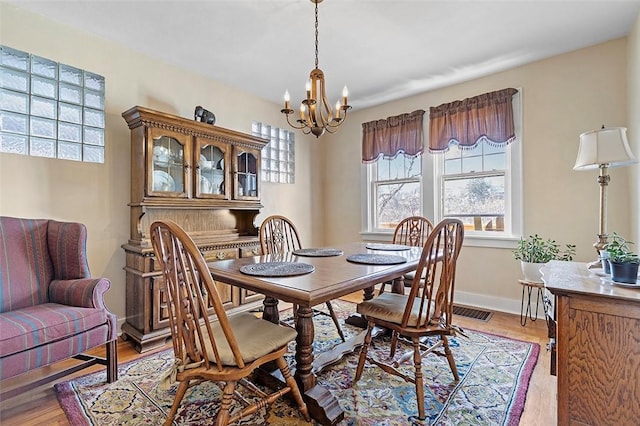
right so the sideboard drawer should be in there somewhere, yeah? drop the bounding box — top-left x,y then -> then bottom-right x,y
240,246 -> 262,257
204,248 -> 239,262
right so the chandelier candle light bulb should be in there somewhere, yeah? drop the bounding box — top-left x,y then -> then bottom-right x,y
284,90 -> 290,110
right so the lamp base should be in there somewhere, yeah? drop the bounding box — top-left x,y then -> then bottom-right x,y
587,259 -> 602,269
593,233 -> 608,254
587,233 -> 609,269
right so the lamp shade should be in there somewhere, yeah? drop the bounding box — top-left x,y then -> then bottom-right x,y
574,127 -> 638,170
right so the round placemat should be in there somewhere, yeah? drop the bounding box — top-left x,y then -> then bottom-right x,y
240,262 -> 315,277
365,243 -> 412,251
346,253 -> 408,265
292,248 -> 344,257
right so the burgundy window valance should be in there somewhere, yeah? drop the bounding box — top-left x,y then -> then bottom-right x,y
429,88 -> 518,152
362,109 -> 425,163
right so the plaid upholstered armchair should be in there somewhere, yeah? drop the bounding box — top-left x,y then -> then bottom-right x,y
0,216 -> 118,399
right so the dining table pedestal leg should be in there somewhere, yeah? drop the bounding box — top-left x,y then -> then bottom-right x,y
295,306 -> 345,425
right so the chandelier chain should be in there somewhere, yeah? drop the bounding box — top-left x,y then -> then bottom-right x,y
314,0 -> 319,69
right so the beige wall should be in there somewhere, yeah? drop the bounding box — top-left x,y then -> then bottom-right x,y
628,11 -> 640,245
0,3 -> 321,327
321,39 -> 633,313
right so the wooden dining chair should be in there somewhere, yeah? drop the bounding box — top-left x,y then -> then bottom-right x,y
150,220 -> 309,426
259,215 -> 345,342
378,216 -> 434,294
353,218 -> 465,421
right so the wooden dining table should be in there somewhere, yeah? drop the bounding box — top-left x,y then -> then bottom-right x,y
207,241 -> 423,425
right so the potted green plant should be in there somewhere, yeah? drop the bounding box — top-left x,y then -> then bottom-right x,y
604,232 -> 639,284
513,234 -> 576,282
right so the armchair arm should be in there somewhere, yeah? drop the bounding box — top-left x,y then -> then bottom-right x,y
49,278 -> 111,309
49,278 -> 118,341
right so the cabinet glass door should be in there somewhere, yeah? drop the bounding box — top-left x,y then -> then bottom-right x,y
197,140 -> 228,199
150,130 -> 187,196
234,147 -> 260,200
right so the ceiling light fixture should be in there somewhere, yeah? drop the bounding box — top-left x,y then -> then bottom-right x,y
281,0 -> 350,138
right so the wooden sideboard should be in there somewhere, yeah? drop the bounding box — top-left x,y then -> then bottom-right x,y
542,261 -> 640,425
121,106 -> 267,352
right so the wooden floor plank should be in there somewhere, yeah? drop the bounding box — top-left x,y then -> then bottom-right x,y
0,293 -> 556,426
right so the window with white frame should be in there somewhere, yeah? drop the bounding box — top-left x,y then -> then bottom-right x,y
361,110 -> 426,234
252,121 -> 295,183
367,154 -> 422,231
432,89 -> 522,242
0,45 -> 106,163
437,142 -> 509,231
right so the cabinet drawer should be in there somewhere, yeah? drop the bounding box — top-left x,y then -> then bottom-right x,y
240,246 -> 261,257
204,247 -> 239,262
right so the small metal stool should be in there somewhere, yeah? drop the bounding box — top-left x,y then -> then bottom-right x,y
519,279 -> 544,326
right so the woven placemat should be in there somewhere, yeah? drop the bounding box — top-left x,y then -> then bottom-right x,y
346,253 -> 408,265
239,262 -> 315,277
292,248 -> 344,257
365,243 -> 412,251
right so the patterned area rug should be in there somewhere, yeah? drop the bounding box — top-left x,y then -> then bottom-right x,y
55,300 -> 539,425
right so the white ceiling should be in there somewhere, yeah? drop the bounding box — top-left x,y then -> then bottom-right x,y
6,0 -> 640,110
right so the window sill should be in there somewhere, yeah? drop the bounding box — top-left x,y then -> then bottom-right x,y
361,231 -> 519,249
462,233 -> 520,249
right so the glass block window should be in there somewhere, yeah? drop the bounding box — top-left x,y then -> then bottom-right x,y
0,45 -> 105,163
252,121 -> 295,184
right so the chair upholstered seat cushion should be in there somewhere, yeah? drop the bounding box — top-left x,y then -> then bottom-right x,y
0,303 -> 110,358
199,312 -> 297,366
357,292 -> 434,327
403,269 -> 426,283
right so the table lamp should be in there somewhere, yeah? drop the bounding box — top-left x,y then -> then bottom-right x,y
573,126 -> 638,265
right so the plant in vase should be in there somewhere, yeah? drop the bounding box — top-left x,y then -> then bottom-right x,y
604,232 -> 639,284
513,234 -> 576,282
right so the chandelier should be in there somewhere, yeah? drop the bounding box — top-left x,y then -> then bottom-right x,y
281,0 -> 351,138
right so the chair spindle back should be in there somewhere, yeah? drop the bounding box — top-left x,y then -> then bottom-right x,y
151,220 -> 245,372
393,216 -> 434,247
259,215 -> 302,255
402,218 -> 464,329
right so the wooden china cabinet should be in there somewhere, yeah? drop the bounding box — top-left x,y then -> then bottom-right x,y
121,106 -> 266,352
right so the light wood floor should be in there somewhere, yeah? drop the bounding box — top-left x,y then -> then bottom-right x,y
0,293 -> 556,426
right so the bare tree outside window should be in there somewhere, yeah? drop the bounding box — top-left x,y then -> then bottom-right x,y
374,154 -> 421,229
442,141 -> 506,231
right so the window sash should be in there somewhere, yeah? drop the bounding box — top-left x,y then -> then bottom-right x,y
369,156 -> 422,231
440,170 -> 507,233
